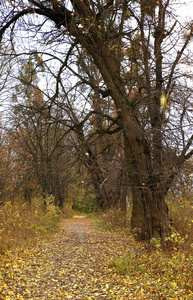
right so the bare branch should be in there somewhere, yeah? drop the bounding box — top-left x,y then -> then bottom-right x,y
0,9 -> 30,42
166,26 -> 193,92
182,134 -> 193,158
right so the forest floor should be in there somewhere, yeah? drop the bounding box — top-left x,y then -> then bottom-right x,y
0,216 -> 193,300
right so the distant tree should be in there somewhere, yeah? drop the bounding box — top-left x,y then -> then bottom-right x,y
0,125 -> 13,204
9,55 -> 75,207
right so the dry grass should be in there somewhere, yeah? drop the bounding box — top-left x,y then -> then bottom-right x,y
99,202 -> 193,297
94,207 -> 132,236
0,197 -> 60,254
168,201 -> 193,254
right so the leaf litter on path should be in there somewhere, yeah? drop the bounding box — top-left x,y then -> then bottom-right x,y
0,217 -> 192,299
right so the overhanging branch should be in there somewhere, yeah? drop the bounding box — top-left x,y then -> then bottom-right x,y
0,9 -> 30,41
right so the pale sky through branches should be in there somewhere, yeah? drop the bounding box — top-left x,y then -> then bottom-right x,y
175,1 -> 193,22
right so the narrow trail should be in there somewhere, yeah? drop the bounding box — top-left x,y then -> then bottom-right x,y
1,216 -> 192,299
1,217 -> 134,300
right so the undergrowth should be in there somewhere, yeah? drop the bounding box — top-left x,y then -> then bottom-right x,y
0,197 -> 61,254
100,200 -> 193,297
95,208 -> 131,233
110,250 -> 193,298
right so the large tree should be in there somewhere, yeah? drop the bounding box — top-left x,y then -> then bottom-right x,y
0,0 -> 193,243
58,48 -> 127,210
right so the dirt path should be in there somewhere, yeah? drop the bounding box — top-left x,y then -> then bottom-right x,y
1,217 -> 134,300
